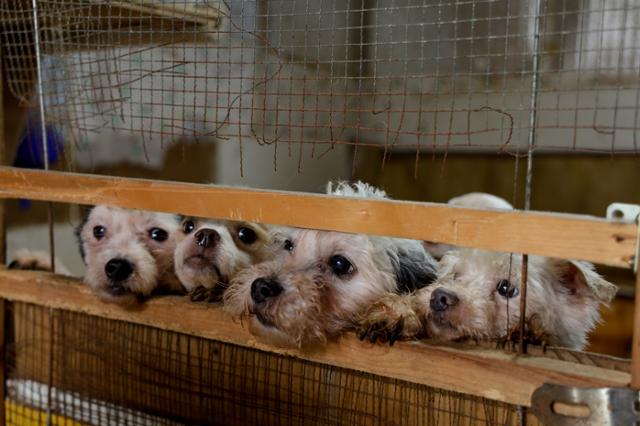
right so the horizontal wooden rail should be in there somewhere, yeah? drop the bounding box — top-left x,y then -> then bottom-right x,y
0,269 -> 630,408
0,167 -> 636,267
1,0 -> 221,32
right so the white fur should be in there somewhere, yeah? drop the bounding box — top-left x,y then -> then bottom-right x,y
416,249 -> 614,349
174,218 -> 251,292
79,206 -> 181,305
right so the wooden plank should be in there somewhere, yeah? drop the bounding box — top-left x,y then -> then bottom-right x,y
0,0 -> 221,53
0,269 -> 631,408
0,0 -> 221,30
0,167 -> 635,268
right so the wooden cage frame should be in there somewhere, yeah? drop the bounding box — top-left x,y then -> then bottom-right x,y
0,0 -> 639,423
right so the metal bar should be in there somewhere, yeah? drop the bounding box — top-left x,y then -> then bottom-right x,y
30,3 -> 56,425
30,0 -> 56,275
519,0 -> 545,356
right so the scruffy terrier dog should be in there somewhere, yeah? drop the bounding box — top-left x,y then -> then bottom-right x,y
424,192 -> 514,259
224,181 -> 437,348
77,206 -> 182,305
174,217 -> 277,301
358,249 -> 617,350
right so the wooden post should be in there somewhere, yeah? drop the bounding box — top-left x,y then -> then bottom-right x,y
630,269 -> 640,388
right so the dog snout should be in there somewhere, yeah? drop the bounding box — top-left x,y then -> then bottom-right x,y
250,278 -> 283,304
430,288 -> 459,312
105,258 -> 134,283
195,228 -> 220,249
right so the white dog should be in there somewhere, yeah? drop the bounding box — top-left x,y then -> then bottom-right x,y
76,206 -> 182,305
174,217 -> 278,301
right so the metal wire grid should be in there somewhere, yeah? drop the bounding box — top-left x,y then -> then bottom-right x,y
1,0 -> 639,172
5,301 -> 536,426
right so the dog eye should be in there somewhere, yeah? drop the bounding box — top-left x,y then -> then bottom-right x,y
283,239 -> 294,252
238,227 -> 257,244
182,220 -> 195,234
93,226 -> 105,240
149,228 -> 168,242
329,255 -> 354,276
496,279 -> 519,298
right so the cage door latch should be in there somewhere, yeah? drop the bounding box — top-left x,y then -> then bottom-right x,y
531,383 -> 640,425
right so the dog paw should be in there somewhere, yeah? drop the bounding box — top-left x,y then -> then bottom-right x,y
356,294 -> 423,346
188,285 -> 226,303
501,316 -> 551,351
7,249 -> 72,276
8,250 -> 53,272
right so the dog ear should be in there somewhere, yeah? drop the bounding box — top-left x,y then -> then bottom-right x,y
550,259 -> 617,304
390,247 -> 437,293
422,241 -> 455,260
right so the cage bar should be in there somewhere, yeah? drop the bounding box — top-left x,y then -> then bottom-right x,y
0,166 -> 636,268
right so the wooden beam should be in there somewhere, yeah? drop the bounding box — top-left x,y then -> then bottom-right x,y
0,167 -> 635,268
0,0 -> 222,48
0,269 -> 631,408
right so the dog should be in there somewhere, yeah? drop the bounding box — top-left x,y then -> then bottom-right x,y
358,248 -> 617,350
76,205 -> 182,305
424,192 -> 513,259
224,181 -> 437,348
174,217 -> 278,301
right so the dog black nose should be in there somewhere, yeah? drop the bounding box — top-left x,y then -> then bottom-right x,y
105,258 -> 133,283
430,288 -> 459,312
195,228 -> 220,248
250,278 -> 282,304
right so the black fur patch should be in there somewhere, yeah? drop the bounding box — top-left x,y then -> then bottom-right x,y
391,248 -> 437,293
74,205 -> 94,263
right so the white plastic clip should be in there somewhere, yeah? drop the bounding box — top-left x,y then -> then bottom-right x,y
606,203 -> 640,272
636,215 -> 640,274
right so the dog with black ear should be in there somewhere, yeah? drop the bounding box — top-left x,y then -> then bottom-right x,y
358,248 -> 617,349
224,181 -> 437,348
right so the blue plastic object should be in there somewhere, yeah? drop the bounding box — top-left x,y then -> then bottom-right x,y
13,116 -> 64,209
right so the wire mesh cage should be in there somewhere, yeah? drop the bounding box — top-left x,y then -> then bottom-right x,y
2,0 -> 640,171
